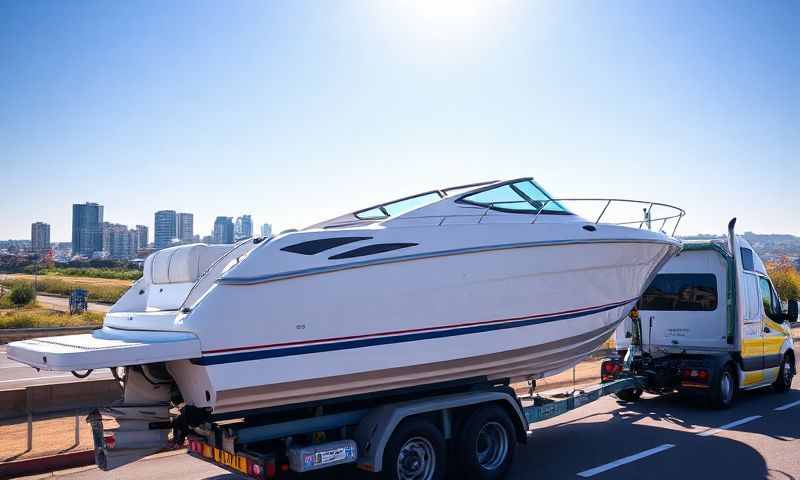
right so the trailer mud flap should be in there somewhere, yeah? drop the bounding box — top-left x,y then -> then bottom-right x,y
87,404 -> 173,471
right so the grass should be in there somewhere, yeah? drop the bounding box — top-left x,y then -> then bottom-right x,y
0,303 -> 103,329
0,276 -> 131,304
33,267 -> 142,281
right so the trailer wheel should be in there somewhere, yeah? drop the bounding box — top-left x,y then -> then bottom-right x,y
615,388 -> 643,403
381,417 -> 446,480
456,405 -> 515,480
773,353 -> 795,393
709,364 -> 736,409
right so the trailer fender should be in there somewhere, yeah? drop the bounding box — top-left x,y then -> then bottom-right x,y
353,389 -> 526,473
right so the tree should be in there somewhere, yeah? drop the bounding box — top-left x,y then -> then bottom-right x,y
766,257 -> 800,303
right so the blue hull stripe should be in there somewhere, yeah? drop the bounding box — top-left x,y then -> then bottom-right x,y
191,299 -> 634,366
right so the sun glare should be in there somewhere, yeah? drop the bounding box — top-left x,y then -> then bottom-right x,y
366,0 -> 520,62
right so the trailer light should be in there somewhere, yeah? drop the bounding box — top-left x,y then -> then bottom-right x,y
104,435 -> 116,449
266,460 -> 276,478
681,368 -> 709,382
189,440 -> 203,454
601,360 -> 622,382
248,461 -> 265,479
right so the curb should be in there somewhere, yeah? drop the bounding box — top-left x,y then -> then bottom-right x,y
0,450 -> 94,479
2,447 -> 189,479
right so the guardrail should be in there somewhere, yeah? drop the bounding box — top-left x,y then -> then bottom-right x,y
1,379 -> 122,459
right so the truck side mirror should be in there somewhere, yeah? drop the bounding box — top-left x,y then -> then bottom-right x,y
788,299 -> 798,323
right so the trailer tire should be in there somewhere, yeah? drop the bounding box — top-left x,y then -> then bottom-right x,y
456,405 -> 515,480
773,353 -> 795,394
381,417 -> 446,480
709,364 -> 736,409
615,388 -> 643,403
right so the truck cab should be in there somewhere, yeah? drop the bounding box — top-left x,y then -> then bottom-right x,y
609,220 -> 798,407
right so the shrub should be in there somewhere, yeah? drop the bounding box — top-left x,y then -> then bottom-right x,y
9,283 -> 36,306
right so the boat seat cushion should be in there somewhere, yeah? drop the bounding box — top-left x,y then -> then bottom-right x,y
147,244 -> 231,285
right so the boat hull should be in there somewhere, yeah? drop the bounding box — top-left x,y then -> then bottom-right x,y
170,240 -> 676,414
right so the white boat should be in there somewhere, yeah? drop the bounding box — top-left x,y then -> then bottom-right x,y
8,178 -> 682,418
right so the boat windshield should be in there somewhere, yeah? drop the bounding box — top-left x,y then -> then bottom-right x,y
354,191 -> 444,220
459,180 -> 570,214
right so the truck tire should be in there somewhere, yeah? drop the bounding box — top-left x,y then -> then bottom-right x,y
773,353 -> 795,393
456,405 -> 515,480
615,388 -> 643,402
709,364 -> 736,409
381,417 -> 446,480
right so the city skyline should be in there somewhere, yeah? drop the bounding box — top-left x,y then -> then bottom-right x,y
17,204 -> 265,244
2,2 -> 799,240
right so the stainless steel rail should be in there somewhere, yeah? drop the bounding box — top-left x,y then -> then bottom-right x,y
423,198 -> 685,235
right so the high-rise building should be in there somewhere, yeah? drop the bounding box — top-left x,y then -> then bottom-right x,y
72,203 -> 104,256
235,215 -> 253,241
260,223 -> 272,238
154,210 -> 177,250
103,223 -> 135,259
135,225 -> 149,250
31,222 -> 50,253
176,213 -> 194,243
213,217 -> 234,244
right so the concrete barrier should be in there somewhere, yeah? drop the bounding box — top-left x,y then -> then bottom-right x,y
0,379 -> 122,420
0,326 -> 98,344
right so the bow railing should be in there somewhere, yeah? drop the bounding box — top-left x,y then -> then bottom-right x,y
410,198 -> 685,236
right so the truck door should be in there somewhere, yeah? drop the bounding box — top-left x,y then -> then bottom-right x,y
758,276 -> 786,383
740,273 -> 765,384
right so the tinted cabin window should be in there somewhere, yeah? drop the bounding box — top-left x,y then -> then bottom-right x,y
741,248 -> 755,271
639,274 -> 718,311
281,237 -> 371,255
329,243 -> 418,260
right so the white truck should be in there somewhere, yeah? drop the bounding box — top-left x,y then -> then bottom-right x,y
605,219 -> 798,408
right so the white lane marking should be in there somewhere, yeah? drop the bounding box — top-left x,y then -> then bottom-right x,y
0,374 -> 75,384
697,415 -> 762,437
577,444 -> 675,478
774,400 -> 800,411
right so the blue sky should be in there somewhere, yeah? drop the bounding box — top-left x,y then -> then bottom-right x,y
1,1 -> 798,241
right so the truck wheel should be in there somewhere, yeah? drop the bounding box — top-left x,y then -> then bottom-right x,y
456,405 -> 515,480
381,417 -> 446,480
709,365 -> 736,409
615,388 -> 643,402
773,353 -> 795,393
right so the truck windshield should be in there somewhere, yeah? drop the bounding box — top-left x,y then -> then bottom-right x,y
639,274 -> 718,311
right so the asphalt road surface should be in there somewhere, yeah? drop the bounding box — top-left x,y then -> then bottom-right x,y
33,293 -> 110,314
0,346 -> 110,391
26,382 -> 800,480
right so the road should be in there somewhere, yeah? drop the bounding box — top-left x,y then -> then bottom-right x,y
25,382 -> 800,480
0,346 -> 110,391
33,293 -> 110,314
